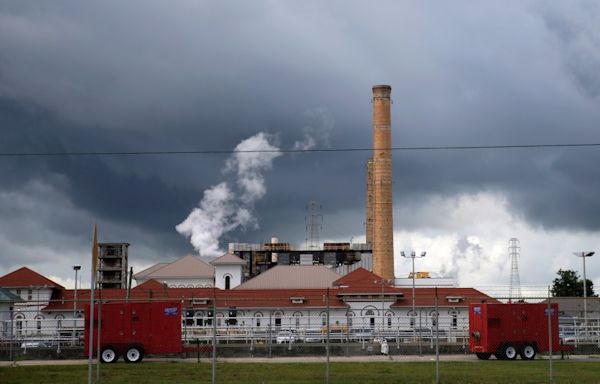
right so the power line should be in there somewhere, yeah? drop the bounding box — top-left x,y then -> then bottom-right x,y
0,142 -> 599,158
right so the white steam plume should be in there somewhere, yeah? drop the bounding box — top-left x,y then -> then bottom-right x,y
176,132 -> 281,257
292,107 -> 334,151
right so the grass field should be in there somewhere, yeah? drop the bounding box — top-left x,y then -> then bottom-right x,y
2,360 -> 600,384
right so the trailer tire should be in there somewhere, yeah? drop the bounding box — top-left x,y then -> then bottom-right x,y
124,345 -> 144,363
100,346 -> 118,363
501,344 -> 518,360
520,344 -> 536,360
475,353 -> 492,360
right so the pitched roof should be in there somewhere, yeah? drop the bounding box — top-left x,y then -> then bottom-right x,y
210,253 -> 245,266
390,287 -> 498,308
333,267 -> 391,287
235,265 -> 341,290
0,267 -> 64,289
144,255 -> 214,279
44,285 -> 348,311
0,287 -> 22,303
134,263 -> 169,279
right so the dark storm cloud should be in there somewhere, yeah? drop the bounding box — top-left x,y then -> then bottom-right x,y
537,1 -> 600,98
1,1 -> 600,282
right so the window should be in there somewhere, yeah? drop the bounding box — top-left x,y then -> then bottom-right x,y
35,315 -> 44,333
225,275 -> 231,290
410,317 -> 416,328
56,315 -> 64,329
28,289 -> 33,300
346,312 -> 354,328
254,313 -> 263,328
293,312 -> 302,329
273,311 -> 282,329
365,310 -> 375,329
387,314 -> 392,328
15,314 -> 24,335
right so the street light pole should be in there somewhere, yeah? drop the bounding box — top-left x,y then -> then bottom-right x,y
72,265 -> 81,345
400,251 -> 427,323
401,251 -> 426,355
573,251 -> 595,332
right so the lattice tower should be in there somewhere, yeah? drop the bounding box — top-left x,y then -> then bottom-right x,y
305,200 -> 323,250
508,238 -> 522,301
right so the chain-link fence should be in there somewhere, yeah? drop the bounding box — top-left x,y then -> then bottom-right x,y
1,293 -> 599,361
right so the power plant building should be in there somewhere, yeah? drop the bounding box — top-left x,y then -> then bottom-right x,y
97,242 -> 129,289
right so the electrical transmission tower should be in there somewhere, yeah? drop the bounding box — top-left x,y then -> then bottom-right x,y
305,200 -> 323,250
508,238 -> 522,301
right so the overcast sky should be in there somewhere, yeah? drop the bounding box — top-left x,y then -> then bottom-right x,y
1,1 -> 600,295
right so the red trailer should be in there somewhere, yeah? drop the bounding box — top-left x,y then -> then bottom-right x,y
84,301 -> 185,363
469,302 -> 560,360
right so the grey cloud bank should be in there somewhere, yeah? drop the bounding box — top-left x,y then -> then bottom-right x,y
0,1 -> 599,289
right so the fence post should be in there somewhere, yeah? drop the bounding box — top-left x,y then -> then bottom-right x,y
547,287 -> 554,383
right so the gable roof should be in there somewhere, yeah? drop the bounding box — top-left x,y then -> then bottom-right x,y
235,265 -> 341,290
134,263 -> 169,279
0,267 -> 64,289
144,255 -> 214,279
333,267 -> 391,288
0,287 -> 23,303
210,253 -> 245,266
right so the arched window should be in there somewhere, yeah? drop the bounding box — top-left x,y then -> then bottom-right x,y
194,311 -> 205,327
346,311 -> 355,328
55,314 -> 65,330
14,313 -> 24,335
273,311 -> 283,329
254,312 -> 263,328
361,306 -> 378,329
224,275 -> 231,290
293,311 -> 302,329
34,314 -> 44,333
364,310 -> 375,329
319,311 -> 327,327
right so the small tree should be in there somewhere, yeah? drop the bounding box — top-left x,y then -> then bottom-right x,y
551,269 -> 596,297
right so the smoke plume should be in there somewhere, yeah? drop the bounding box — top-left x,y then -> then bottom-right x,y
176,132 -> 281,257
292,107 -> 334,150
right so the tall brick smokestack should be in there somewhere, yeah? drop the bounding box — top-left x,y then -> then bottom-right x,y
370,85 -> 394,280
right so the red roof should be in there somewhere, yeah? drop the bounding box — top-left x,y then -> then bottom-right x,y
44,282 -> 348,312
43,284 -> 497,312
333,268 -> 390,287
332,268 -> 402,295
0,267 -> 64,289
390,287 -> 499,308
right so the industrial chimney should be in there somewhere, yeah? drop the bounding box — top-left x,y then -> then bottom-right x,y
369,85 -> 394,280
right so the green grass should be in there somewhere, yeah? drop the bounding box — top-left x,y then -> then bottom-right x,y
2,361 -> 600,384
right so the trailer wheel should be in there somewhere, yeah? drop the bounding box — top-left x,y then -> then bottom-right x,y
520,344 -> 536,360
124,345 -> 144,363
475,353 -> 491,360
502,344 -> 518,360
100,347 -> 118,363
